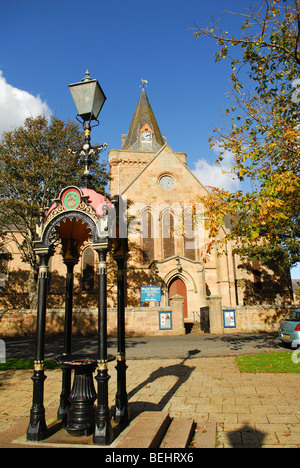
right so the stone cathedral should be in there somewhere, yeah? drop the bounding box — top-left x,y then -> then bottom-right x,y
108,85 -> 288,320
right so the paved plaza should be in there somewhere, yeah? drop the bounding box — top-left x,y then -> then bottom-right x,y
1,333 -> 300,448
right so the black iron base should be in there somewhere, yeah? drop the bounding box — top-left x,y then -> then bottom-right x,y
57,368 -> 72,422
27,370 -> 48,441
93,368 -> 113,445
56,355 -> 97,437
93,419 -> 113,445
114,359 -> 129,424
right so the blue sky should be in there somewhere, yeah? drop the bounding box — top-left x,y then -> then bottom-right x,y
1,0 -> 299,278
0,0 -> 245,187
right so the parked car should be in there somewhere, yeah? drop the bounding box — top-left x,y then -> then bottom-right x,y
279,310 -> 300,348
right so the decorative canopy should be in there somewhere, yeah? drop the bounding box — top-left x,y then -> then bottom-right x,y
36,186 -> 112,260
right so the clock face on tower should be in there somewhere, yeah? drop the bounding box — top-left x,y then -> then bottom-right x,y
141,131 -> 152,142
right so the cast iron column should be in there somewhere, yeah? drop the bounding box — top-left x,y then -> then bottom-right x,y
27,250 -> 51,441
93,247 -> 113,445
57,258 -> 78,422
113,254 -> 129,424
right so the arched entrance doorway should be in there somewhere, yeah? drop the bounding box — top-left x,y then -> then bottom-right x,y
168,277 -> 188,318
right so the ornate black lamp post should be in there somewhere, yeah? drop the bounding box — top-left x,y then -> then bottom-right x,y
27,71 -> 128,446
69,72 -> 113,444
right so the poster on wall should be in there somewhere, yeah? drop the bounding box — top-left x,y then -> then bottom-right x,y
159,311 -> 172,330
223,309 -> 236,328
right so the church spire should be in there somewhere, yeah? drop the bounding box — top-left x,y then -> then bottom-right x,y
122,84 -> 165,152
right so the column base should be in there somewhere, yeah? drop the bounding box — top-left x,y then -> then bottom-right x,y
57,404 -> 69,422
27,410 -> 47,441
114,403 -> 130,425
114,358 -> 129,424
27,369 -> 47,441
93,420 -> 113,445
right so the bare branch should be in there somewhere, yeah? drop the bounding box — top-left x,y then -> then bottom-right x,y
294,13 -> 300,64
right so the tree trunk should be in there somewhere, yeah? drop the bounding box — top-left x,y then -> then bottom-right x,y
28,265 -> 38,310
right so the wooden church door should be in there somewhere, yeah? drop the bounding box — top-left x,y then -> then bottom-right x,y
168,277 -> 188,318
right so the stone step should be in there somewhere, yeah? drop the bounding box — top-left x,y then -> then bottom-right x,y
115,411 -> 171,449
115,411 -> 217,449
185,322 -> 202,335
192,422 -> 217,448
160,417 -> 195,448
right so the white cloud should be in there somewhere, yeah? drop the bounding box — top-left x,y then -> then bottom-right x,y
0,71 -> 51,135
193,147 -> 240,192
292,78 -> 300,104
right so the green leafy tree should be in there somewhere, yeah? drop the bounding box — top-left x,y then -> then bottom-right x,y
0,115 -> 109,307
193,0 -> 300,271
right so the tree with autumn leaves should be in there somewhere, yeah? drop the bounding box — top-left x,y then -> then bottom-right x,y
193,0 -> 300,276
0,115 -> 109,307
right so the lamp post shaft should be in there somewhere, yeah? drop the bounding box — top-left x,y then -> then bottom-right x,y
27,251 -> 51,441
93,248 -> 113,445
114,255 -> 129,423
57,258 -> 77,422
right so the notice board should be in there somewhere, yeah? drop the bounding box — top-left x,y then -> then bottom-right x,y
223,309 -> 236,328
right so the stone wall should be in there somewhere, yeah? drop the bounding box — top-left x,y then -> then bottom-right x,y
1,300 -> 295,337
202,295 -> 296,334
0,295 -> 185,338
222,304 -> 290,334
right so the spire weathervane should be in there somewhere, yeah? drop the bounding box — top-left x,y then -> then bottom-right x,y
141,79 -> 148,89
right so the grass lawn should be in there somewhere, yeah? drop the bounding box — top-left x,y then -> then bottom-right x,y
1,353 -> 300,374
236,351 -> 300,373
0,358 -> 59,370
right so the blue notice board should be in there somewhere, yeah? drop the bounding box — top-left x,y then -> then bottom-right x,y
141,285 -> 161,305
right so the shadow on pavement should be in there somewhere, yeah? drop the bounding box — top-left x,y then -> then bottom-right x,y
206,332 -> 286,351
226,424 -> 266,448
125,350 -> 200,420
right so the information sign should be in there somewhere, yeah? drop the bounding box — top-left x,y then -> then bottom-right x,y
141,285 -> 161,304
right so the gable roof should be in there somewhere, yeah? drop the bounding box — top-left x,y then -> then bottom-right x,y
121,143 -> 209,197
122,88 -> 165,152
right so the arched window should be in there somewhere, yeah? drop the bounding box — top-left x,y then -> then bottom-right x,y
162,210 -> 175,259
141,209 -> 154,262
183,207 -> 196,260
82,247 -> 95,292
